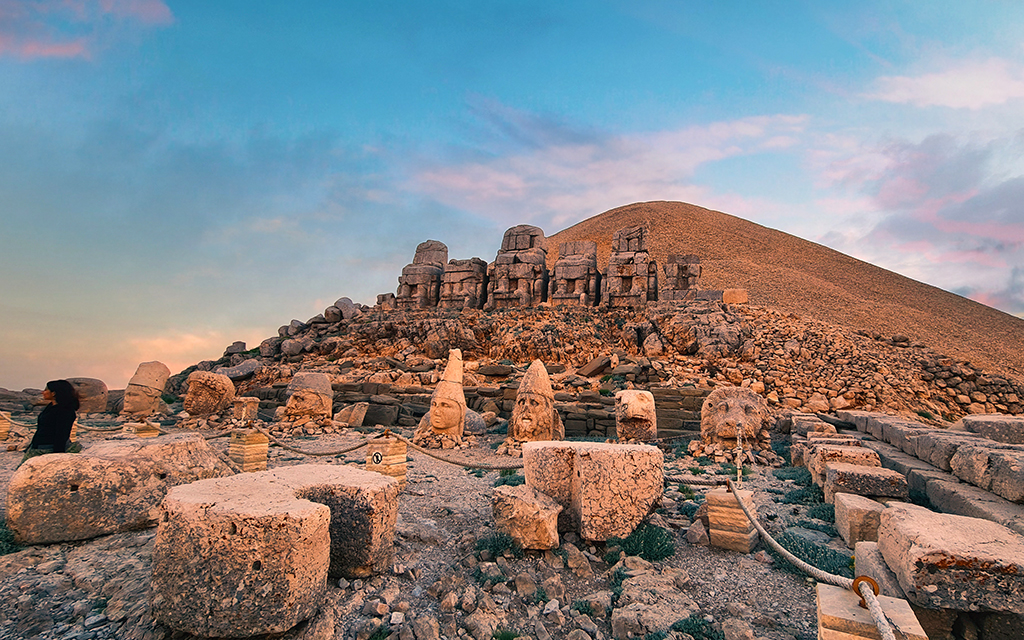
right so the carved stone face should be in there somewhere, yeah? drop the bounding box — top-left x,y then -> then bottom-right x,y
429,396 -> 464,435
122,384 -> 160,416
614,390 -> 657,441
699,387 -> 767,449
511,393 -> 555,441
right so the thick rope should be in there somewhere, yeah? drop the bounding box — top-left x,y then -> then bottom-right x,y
252,424 -> 371,457
723,478 -> 902,640
664,474 -> 727,486
395,434 -> 525,471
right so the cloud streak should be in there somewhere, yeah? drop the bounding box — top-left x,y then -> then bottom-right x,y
865,58 -> 1024,109
412,104 -> 808,230
0,0 -> 172,59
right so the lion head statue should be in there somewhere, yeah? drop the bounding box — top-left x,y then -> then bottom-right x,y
693,387 -> 773,463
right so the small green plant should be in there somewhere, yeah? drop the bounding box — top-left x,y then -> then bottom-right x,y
719,463 -> 752,477
367,622 -> 391,640
916,410 -> 935,421
779,484 -> 824,505
677,484 -> 695,500
688,466 -> 705,475
609,567 -> 628,604
1,522 -> 23,557
642,632 -> 668,640
599,389 -> 613,397
603,546 -> 622,565
694,456 -> 712,466
796,519 -> 838,537
773,467 -> 812,486
492,629 -> 517,640
494,473 -> 526,488
600,374 -> 613,382
671,614 -> 724,640
678,502 -> 699,519
807,503 -> 835,523
476,532 -> 523,559
767,531 -> 854,578
772,439 -> 792,464
570,599 -> 594,616
468,468 -> 487,478
607,523 -> 675,562
529,586 -> 548,605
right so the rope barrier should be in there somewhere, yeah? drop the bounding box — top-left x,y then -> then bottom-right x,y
664,474 -> 727,486
251,424 -> 371,457
723,478 -> 906,640
393,434 -> 525,471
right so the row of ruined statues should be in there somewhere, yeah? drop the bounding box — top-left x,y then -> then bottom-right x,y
379,224 -> 703,311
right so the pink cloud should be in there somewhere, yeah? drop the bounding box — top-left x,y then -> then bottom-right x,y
0,0 -> 172,60
866,58 -> 1024,109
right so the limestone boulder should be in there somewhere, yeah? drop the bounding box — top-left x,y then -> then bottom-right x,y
183,371 -> 235,416
6,434 -> 233,544
334,297 -> 360,320
335,402 -> 369,426
214,358 -> 261,381
610,568 -> 696,640
492,484 -> 562,550
151,464 -> 399,637
963,414 -> 1024,444
523,441 -> 663,541
950,444 -> 1024,502
284,372 -> 334,419
67,377 -> 108,413
877,503 -> 1024,613
809,445 -> 880,486
824,462 -> 908,503
835,493 -> 885,548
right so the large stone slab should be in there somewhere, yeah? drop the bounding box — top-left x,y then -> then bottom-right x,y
926,479 -> 1024,537
809,445 -> 880,486
152,464 -> 399,637
963,414 -> 1024,444
492,484 -> 562,550
522,441 -> 663,541
878,503 -> 1024,613
914,430 -> 985,471
854,541 -> 904,598
950,444 -> 1024,502
816,583 -> 927,640
824,462 -> 908,503
835,493 -> 884,548
6,434 -> 232,544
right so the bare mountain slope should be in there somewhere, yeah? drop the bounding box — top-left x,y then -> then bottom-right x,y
547,201 -> 1024,379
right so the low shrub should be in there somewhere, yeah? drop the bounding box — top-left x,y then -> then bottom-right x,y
773,467 -> 812,486
476,532 -> 523,559
671,614 -> 724,640
807,503 -> 835,523
494,473 -> 525,488
779,484 -> 824,505
0,521 -> 21,556
607,523 -> 675,562
767,530 -> 854,578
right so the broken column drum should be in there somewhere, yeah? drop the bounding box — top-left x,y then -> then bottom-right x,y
602,226 -> 658,307
438,257 -> 488,309
485,225 -> 549,309
395,240 -> 448,309
548,240 -> 600,307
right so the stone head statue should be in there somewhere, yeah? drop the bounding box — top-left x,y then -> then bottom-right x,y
509,360 -> 564,443
283,372 -> 333,420
183,371 -> 235,416
121,361 -> 171,416
413,349 -> 467,448
614,390 -> 657,441
694,387 -> 770,462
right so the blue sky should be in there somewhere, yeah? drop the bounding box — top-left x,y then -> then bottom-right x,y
2,0 -> 1023,390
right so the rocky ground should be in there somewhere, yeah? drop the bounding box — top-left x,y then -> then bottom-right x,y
0,415 -> 842,640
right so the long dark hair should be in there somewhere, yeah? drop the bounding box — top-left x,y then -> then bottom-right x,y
47,380 -> 80,412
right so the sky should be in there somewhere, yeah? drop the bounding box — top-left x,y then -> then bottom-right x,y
2,1 -> 1024,390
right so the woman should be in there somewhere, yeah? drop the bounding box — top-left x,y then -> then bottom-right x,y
21,379 -> 80,465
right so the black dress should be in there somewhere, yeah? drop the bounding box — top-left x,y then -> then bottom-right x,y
30,404 -> 77,452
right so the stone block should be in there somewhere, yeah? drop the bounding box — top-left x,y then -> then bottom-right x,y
151,464 -> 399,635
835,410 -> 879,433
709,528 -> 759,553
836,493 -> 885,548
926,479 -> 1024,537
492,484 -> 562,550
914,431 -> 984,471
816,583 -> 927,640
950,444 -> 1024,502
522,441 -> 663,541
366,436 -> 407,489
7,434 -> 233,544
232,396 -> 260,422
809,445 -> 881,486
854,541 -> 904,598
825,462 -> 908,503
878,503 -> 1024,613
228,428 -> 269,472
706,488 -> 758,552
963,414 -> 1024,444
721,288 -> 747,304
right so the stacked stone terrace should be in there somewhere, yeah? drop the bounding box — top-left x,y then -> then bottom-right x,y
791,410 -> 1024,639
390,223 -> 710,311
